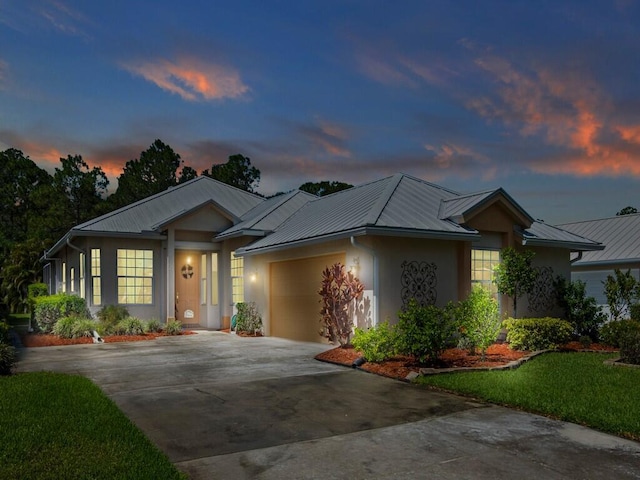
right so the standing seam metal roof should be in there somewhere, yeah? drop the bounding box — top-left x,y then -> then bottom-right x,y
557,214 -> 640,265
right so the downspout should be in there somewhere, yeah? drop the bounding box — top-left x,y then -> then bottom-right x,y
350,236 -> 378,326
570,251 -> 583,264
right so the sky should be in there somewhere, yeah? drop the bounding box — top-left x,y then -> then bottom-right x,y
1,0 -> 639,224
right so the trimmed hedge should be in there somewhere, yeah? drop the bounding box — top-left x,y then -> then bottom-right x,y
33,294 -> 89,334
503,317 -> 573,351
352,321 -> 397,362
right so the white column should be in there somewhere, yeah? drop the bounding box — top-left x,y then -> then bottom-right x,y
166,228 -> 176,321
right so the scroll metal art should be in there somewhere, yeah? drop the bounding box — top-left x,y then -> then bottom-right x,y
401,261 -> 437,309
529,266 -> 554,314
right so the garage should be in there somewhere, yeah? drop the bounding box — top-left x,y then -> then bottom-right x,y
269,253 -> 345,342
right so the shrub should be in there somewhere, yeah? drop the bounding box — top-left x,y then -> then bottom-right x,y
73,318 -> 98,338
114,317 -> 145,336
97,305 -> 130,335
33,294 -> 88,334
0,321 -> 9,344
395,299 -> 458,364
603,269 -> 639,320
52,316 -> 78,338
503,317 -> 573,351
619,328 -> 640,365
352,321 -> 397,362
27,283 -> 49,327
599,319 -> 640,348
145,319 -> 162,333
53,316 -> 97,338
235,302 -> 263,335
0,343 -> 16,375
554,276 -> 606,341
457,285 -> 501,359
318,263 -> 365,346
164,320 -> 182,335
630,303 -> 640,322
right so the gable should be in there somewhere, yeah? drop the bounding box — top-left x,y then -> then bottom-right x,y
166,203 -> 234,233
464,200 -> 525,233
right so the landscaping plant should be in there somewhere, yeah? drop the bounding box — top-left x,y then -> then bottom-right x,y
114,317 -> 145,335
33,293 -> 89,333
554,276 -> 605,341
352,321 -> 397,362
503,317 -> 573,351
619,328 -> 640,365
145,319 -> 162,333
599,319 -> 640,348
164,320 -> 183,335
603,269 -> 639,320
0,343 -> 16,376
457,285 -> 501,359
396,299 -> 458,364
493,247 -> 536,318
235,301 -> 263,335
97,304 -> 130,335
318,262 -> 364,347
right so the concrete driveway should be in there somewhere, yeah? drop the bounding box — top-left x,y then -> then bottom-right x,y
17,331 -> 640,479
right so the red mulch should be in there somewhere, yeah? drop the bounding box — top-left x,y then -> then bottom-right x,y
20,331 -> 196,348
316,342 -> 618,380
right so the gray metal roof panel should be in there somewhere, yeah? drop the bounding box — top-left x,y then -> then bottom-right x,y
520,221 -> 603,250
216,190 -> 317,238
558,214 -> 640,264
74,176 -> 263,234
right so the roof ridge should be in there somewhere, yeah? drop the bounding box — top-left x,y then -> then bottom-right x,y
364,173 -> 404,226
244,190 -> 311,229
557,212 -> 640,226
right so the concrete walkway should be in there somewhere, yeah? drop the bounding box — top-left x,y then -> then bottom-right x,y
17,331 -> 640,479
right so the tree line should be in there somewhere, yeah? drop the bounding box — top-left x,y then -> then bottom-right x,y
0,139 -> 352,313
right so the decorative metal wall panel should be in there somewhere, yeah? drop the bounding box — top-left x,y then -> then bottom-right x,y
529,266 -> 554,314
401,261 -> 437,309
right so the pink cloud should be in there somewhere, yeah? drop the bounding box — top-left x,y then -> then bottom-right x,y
123,57 -> 249,102
467,53 -> 640,178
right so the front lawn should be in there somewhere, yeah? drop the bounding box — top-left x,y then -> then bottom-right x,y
417,352 -> 640,441
0,372 -> 185,479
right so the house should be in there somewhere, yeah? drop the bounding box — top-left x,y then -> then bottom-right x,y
43,173 -> 603,343
557,214 -> 640,309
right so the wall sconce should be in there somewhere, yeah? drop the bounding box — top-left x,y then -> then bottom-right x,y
249,271 -> 257,283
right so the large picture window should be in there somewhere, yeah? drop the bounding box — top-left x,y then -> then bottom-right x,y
471,249 -> 500,296
230,251 -> 244,304
117,249 -> 153,304
91,249 -> 101,306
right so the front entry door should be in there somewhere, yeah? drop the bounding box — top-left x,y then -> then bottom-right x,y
175,251 -> 199,325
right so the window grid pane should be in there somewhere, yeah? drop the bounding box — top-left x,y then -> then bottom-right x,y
91,249 -> 101,306
230,251 -> 244,304
471,249 -> 500,297
117,249 -> 153,304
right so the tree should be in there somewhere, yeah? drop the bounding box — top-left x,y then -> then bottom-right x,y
110,139 -> 184,208
299,181 -> 353,196
616,206 -> 638,216
202,154 -> 260,193
1,237 -> 47,313
603,269 -> 638,321
493,247 -> 537,318
53,155 -> 109,225
554,276 -> 605,340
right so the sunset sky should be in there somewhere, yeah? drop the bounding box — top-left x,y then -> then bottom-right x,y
1,0 -> 639,224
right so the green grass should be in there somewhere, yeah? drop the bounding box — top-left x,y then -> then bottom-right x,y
417,352 -> 640,441
0,372 -> 185,479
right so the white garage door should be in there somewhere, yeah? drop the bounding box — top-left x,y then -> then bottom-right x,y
270,253 -> 345,343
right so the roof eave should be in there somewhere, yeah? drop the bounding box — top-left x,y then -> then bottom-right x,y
236,226 -> 480,256
521,237 -> 605,251
44,230 -> 167,258
214,229 -> 268,241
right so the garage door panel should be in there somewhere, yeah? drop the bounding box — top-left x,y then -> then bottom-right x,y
270,253 -> 345,343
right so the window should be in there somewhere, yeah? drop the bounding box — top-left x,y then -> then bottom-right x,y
471,249 -> 500,296
230,251 -> 244,304
91,249 -> 101,306
79,253 -> 86,299
61,262 -> 67,293
200,254 -> 207,305
211,253 -> 219,305
117,249 -> 153,304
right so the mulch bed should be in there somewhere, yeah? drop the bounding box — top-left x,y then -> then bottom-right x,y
20,331 -> 196,348
316,342 -> 618,381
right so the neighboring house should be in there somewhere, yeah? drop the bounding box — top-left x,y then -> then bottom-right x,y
43,173 -> 602,343
557,214 -> 640,309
